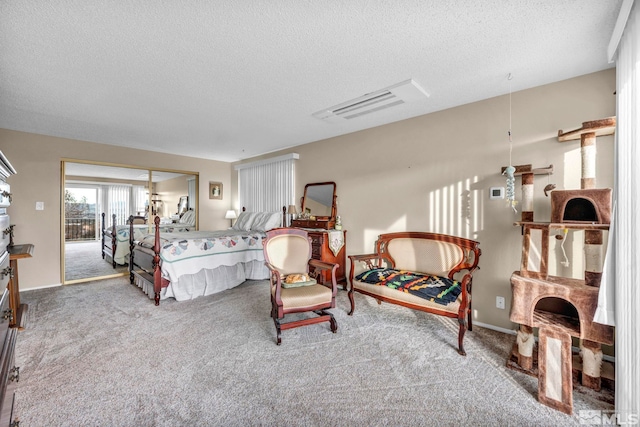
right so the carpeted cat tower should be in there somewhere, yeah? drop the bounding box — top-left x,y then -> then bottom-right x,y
505,117 -> 616,414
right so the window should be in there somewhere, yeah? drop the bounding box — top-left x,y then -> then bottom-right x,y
235,153 -> 298,212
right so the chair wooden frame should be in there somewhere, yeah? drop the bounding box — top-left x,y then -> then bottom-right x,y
263,228 -> 339,345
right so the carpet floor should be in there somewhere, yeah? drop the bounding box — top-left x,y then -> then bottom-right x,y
65,240 -> 128,281
14,277 -> 613,426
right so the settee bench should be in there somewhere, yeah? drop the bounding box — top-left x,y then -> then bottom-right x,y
348,232 -> 481,355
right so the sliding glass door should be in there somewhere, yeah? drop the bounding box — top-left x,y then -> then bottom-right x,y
65,185 -> 99,243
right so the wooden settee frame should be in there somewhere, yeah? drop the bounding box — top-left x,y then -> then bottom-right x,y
348,232 -> 481,355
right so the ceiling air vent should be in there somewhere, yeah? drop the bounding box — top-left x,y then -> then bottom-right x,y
313,79 -> 429,123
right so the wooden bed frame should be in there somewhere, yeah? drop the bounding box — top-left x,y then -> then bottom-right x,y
101,213 -> 118,268
100,212 -> 145,268
129,207 -> 287,305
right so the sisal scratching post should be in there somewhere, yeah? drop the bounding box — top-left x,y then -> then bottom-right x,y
584,230 -> 604,288
521,172 -> 534,222
580,131 -> 605,387
516,325 -> 535,370
538,327 -> 573,415
580,339 -> 604,391
580,132 -> 596,190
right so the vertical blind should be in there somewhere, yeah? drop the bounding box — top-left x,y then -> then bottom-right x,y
188,178 -> 196,210
600,0 -> 640,417
101,184 -> 146,225
132,186 -> 146,216
106,185 -> 130,226
236,154 -> 298,212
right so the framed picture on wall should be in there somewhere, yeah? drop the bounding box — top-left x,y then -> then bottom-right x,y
209,182 -> 223,200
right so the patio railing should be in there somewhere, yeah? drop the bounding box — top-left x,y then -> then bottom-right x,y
65,217 -> 97,241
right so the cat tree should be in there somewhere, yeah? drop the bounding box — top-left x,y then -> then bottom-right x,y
505,117 -> 616,414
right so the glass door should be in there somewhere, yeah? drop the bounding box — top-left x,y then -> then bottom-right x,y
62,161 -> 199,284
63,162 -> 150,283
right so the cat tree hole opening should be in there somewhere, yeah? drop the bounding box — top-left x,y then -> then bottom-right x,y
533,297 -> 581,337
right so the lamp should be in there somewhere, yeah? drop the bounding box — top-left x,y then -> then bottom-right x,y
225,210 -> 237,227
287,204 -> 297,226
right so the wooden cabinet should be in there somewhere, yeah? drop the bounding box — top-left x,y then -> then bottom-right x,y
0,288 -> 17,427
8,244 -> 32,329
291,219 -> 335,230
305,229 -> 347,289
0,151 -> 17,427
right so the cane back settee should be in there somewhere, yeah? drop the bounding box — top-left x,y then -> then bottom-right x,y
348,232 -> 481,355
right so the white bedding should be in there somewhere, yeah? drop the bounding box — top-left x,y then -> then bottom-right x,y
132,209 -> 283,302
135,229 -> 267,284
105,223 -> 192,265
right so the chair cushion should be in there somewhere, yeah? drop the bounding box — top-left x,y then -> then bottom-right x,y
355,268 -> 461,305
281,273 -> 316,288
276,284 -> 333,309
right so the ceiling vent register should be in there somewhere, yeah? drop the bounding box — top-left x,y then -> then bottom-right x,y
312,79 -> 429,122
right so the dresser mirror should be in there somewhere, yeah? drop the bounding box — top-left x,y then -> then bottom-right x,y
291,182 -> 337,229
177,196 -> 189,215
301,181 -> 337,219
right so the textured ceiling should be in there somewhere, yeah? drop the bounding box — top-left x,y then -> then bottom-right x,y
0,1 -> 623,162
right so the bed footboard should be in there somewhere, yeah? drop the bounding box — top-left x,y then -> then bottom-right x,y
129,215 -> 165,305
101,213 -> 117,268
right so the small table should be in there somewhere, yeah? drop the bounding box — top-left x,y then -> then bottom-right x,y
8,243 -> 33,329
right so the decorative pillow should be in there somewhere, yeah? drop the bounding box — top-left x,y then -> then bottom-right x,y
232,211 -> 258,231
281,273 -> 317,289
252,212 -> 282,232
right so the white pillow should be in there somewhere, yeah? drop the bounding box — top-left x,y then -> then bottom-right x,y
179,210 -> 195,225
232,211 -> 258,231
252,212 -> 282,232
247,212 -> 268,231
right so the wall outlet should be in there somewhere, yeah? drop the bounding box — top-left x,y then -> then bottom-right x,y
35,201 -> 44,210
496,296 -> 506,310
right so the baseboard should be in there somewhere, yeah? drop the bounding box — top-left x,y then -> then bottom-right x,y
473,321 -> 516,335
474,321 -> 615,363
21,283 -> 62,292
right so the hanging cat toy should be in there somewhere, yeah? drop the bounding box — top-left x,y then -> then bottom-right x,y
503,74 -> 518,213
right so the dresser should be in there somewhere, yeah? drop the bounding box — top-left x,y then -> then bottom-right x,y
0,151 -> 18,427
292,181 -> 347,289
306,229 -> 347,290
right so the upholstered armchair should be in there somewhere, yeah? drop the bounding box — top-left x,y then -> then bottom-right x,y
262,228 -> 339,345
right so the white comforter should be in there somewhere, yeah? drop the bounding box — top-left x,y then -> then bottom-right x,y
136,229 -> 266,283
109,224 -> 192,265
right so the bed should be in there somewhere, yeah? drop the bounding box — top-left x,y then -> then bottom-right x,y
101,211 -> 195,268
129,208 -> 286,305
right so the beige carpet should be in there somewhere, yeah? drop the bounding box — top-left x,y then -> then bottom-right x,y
65,240 -> 128,281
14,277 -> 613,426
